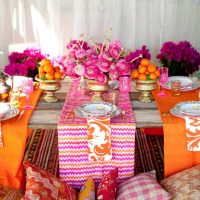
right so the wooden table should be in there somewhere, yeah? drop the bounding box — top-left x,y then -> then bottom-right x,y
29,82 -> 162,129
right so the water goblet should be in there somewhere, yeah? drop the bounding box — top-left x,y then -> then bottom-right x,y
21,78 -> 33,110
158,67 -> 168,96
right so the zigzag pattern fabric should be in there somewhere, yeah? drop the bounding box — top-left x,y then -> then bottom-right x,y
58,83 -> 136,189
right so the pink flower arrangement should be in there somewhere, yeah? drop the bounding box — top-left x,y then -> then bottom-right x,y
60,39 -> 150,84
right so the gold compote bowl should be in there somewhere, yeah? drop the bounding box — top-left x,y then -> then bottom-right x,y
135,79 -> 158,103
35,75 -> 61,103
85,78 -> 109,102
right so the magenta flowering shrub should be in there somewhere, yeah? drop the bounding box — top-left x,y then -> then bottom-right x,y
61,39 -> 151,84
157,41 -> 200,76
4,48 -> 46,78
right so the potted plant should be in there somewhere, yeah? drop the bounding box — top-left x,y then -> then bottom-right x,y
157,41 -> 200,76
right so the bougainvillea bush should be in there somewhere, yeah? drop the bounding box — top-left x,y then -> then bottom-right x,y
4,48 -> 46,78
157,41 -> 200,76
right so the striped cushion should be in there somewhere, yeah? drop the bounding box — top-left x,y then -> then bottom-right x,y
117,171 -> 170,200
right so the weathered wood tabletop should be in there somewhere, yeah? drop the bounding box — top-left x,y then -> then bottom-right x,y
29,82 -> 162,129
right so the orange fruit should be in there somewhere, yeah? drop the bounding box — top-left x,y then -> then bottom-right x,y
39,72 -> 46,79
54,71 -> 62,79
148,64 -> 156,73
46,73 -> 54,80
140,59 -> 150,66
41,59 -> 51,65
145,71 -> 150,75
138,65 -> 147,74
44,63 -> 53,73
38,66 -> 45,73
54,66 -> 61,72
138,74 -> 147,80
131,70 -> 139,79
149,72 -> 157,80
154,70 -> 160,77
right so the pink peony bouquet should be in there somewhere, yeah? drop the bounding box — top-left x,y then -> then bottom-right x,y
60,38 -> 150,84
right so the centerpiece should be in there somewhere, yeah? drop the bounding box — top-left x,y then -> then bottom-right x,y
157,41 -> 200,76
60,36 -> 151,101
35,58 -> 64,102
131,58 -> 160,102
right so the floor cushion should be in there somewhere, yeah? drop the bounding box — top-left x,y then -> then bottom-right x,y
22,160 -> 77,200
117,171 -> 170,200
96,168 -> 118,200
160,165 -> 200,200
78,177 -> 95,200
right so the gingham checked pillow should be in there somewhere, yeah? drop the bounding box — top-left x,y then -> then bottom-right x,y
116,171 -> 171,200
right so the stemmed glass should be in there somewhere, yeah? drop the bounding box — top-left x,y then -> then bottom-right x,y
21,78 -> 33,110
158,67 -> 169,96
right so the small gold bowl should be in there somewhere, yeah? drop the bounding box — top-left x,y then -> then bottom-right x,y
135,79 -> 158,103
85,78 -> 109,102
35,75 -> 61,103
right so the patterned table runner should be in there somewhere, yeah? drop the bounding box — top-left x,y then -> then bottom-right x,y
58,83 -> 136,189
152,88 -> 200,178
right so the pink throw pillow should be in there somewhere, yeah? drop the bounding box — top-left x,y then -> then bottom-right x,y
117,171 -> 170,200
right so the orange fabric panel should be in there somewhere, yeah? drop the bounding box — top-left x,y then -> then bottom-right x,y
0,89 -> 41,189
152,88 -> 200,178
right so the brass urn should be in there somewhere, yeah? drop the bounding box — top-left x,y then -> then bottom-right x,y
135,79 -> 158,103
35,75 -> 61,103
85,78 -> 109,102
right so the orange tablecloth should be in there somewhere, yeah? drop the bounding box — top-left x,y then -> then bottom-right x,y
0,89 -> 41,189
153,89 -> 200,178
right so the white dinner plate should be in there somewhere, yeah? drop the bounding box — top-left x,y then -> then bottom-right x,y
75,103 -> 121,118
173,101 -> 200,116
1,107 -> 19,121
80,102 -> 114,116
0,102 -> 10,117
164,76 -> 199,91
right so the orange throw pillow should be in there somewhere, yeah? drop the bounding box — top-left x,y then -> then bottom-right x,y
23,160 -> 77,200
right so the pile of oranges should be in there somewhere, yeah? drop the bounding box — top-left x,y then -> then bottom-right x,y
131,59 -> 160,80
38,59 -> 63,80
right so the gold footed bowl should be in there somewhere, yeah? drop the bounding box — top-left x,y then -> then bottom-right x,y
85,78 -> 109,102
135,79 -> 158,103
35,75 -> 61,103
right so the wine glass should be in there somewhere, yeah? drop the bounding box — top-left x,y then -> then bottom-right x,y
21,78 -> 33,110
158,67 -> 168,96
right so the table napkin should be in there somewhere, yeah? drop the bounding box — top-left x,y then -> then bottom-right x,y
185,116 -> 200,151
87,116 -> 112,161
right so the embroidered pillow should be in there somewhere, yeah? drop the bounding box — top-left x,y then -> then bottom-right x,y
78,177 -> 95,200
23,160 -> 77,200
117,171 -> 170,200
97,168 -> 118,200
160,165 -> 200,199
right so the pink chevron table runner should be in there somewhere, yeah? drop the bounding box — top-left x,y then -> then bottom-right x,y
57,83 -> 136,189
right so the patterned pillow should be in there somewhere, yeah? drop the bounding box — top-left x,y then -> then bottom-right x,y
117,171 -> 171,200
78,177 -> 95,200
97,168 -> 118,200
23,160 -> 77,200
160,165 -> 200,199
